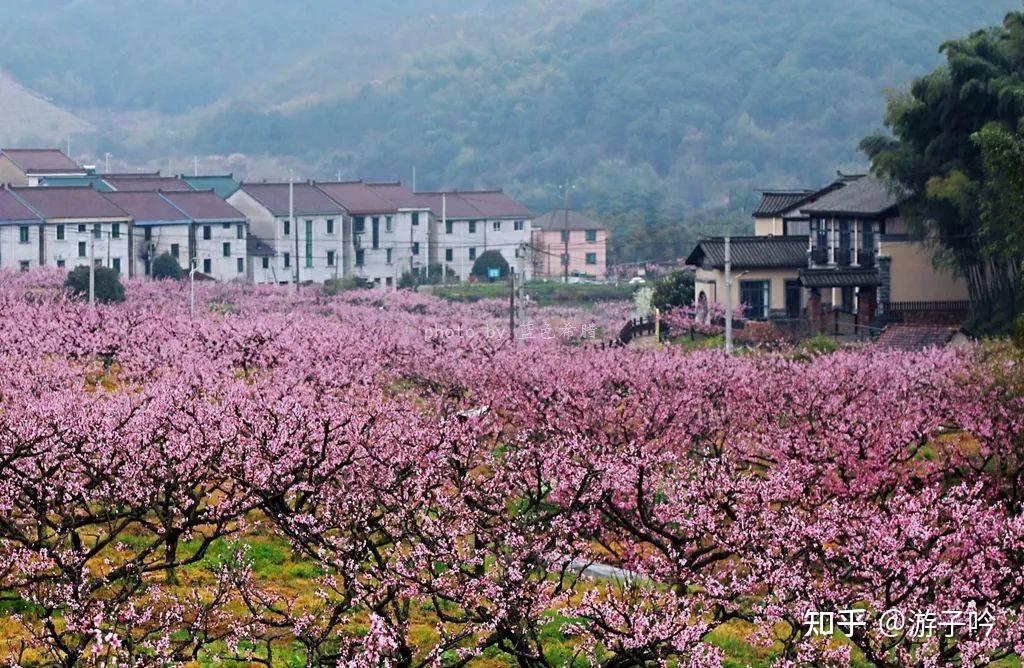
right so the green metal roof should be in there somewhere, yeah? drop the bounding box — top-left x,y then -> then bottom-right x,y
38,175 -> 114,191
181,175 -> 239,199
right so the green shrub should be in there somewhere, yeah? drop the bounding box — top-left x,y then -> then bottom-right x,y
470,250 -> 509,281
324,277 -> 372,295
65,265 -> 125,303
151,252 -> 184,280
652,269 -> 694,311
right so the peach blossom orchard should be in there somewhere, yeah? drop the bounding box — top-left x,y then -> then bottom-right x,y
0,270 -> 1022,668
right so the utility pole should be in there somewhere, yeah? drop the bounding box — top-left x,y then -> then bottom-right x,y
193,156 -> 199,177
189,259 -> 197,318
516,243 -> 526,339
89,230 -> 95,307
724,236 -> 733,355
104,152 -> 111,173
290,172 -> 299,293
562,180 -> 571,284
509,266 -> 516,344
412,167 -> 417,192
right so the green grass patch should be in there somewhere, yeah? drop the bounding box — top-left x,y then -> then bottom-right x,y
432,281 -> 636,306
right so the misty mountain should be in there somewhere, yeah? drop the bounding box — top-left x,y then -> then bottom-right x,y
0,0 -> 1017,262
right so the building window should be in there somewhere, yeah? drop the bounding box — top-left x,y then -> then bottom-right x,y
445,248 -> 453,262
469,221 -> 477,234
77,224 -> 86,233
740,280 -> 770,319
371,217 -> 380,250
203,258 -> 212,274
144,227 -> 152,241
237,223 -> 244,239
469,247 -> 477,261
445,220 -> 453,234
785,219 -> 810,236
223,242 -> 231,257
56,224 -> 65,240
355,249 -> 364,267
261,256 -> 269,269
586,252 -> 597,265
92,224 -> 101,239
19,260 -> 29,272
514,220 -> 524,231
326,250 -> 335,266
283,219 -> 290,236
112,258 -> 121,273
57,259 -> 65,268
78,241 -> 87,258
283,252 -> 291,268
385,216 -> 393,232
412,242 -> 420,256
411,212 -> 419,226
171,244 -> 179,258
326,219 -> 335,235
202,225 -> 211,240
353,216 -> 365,234
585,229 -> 597,242
222,222 -> 230,230
493,221 -> 501,231
385,248 -> 392,264
18,226 -> 29,244
305,219 -> 313,268
560,230 -> 570,243
237,257 -> 244,273
111,223 -> 120,239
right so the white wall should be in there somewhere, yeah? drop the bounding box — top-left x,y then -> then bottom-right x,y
0,223 -> 41,270
437,217 -> 532,281
194,222 -> 248,282
45,220 -> 131,274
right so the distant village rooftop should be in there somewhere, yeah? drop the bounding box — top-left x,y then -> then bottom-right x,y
532,209 -> 605,231
0,148 -> 85,174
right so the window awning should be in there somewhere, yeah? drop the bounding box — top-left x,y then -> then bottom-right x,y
799,267 -> 880,288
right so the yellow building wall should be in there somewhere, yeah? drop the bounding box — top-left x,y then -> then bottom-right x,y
0,157 -> 29,186
753,216 -> 782,236
882,240 -> 969,302
694,267 -> 801,313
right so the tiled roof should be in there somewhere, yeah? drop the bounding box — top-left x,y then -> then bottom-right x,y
799,267 -> 880,288
753,190 -> 815,217
876,325 -> 961,351
800,175 -> 899,217
365,182 -> 429,210
181,174 -> 239,199
247,233 -> 275,257
685,236 -> 808,269
0,190 -> 42,223
532,209 -> 605,231
102,191 -> 190,224
103,176 -> 193,192
161,190 -> 245,222
415,190 -> 531,219
11,186 -> 129,220
239,182 -> 345,216
0,148 -> 83,174
316,181 -> 397,215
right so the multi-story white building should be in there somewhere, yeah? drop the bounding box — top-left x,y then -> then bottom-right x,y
366,182 -> 436,282
0,190 -> 44,271
104,191 -> 193,277
10,186 -> 132,275
415,190 -> 533,281
161,191 -> 248,282
317,180 -> 436,290
228,182 -> 346,285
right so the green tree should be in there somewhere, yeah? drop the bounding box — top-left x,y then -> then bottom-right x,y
65,266 -> 125,303
861,11 -> 1024,329
151,252 -> 184,280
651,269 -> 695,311
471,251 -> 510,281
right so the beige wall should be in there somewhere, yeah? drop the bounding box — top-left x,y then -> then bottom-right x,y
753,216 -> 782,236
694,266 -> 801,315
532,228 -> 607,279
0,157 -> 28,186
882,240 -> 968,302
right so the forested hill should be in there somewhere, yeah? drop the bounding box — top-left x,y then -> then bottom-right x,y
0,0 -> 1016,262
190,0 -> 1015,261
